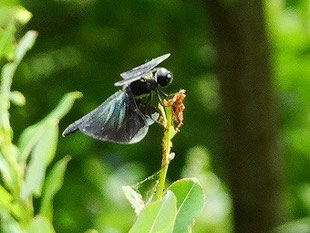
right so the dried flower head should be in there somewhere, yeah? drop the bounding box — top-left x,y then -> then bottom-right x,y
164,89 -> 186,131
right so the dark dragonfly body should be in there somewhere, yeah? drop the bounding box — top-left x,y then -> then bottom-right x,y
62,54 -> 173,144
129,78 -> 158,96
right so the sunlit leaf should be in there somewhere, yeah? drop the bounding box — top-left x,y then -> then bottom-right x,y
15,7 -> 32,24
168,178 -> 204,233
9,91 -> 25,106
122,185 -> 145,215
21,120 -> 58,199
0,0 -> 21,7
40,156 -> 71,220
0,184 -> 12,213
272,217 -> 310,233
26,215 -> 55,233
0,212 -> 26,233
129,191 -> 177,233
1,63 -> 16,102
0,23 -> 15,60
0,5 -> 32,29
84,230 -> 99,233
18,91 -> 82,163
0,154 -> 13,189
43,91 -> 83,121
14,30 -> 37,65
0,29 -> 37,138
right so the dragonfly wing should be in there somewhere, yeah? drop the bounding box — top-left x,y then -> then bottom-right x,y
63,90 -> 149,144
114,75 -> 145,87
119,53 -> 171,80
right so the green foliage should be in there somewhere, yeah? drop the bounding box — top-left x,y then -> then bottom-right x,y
2,0 -> 310,232
168,178 -> 204,233
40,156 -> 71,220
129,191 -> 177,233
0,11 -> 81,232
123,178 -> 204,233
122,92 -> 205,232
266,0 -> 310,228
182,146 -> 232,233
26,216 -> 56,233
21,119 -> 59,199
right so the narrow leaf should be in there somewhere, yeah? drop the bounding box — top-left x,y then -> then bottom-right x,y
15,7 -> 32,24
26,215 -> 55,233
0,154 -> 13,189
84,230 -> 99,233
0,23 -> 15,60
129,191 -> 177,233
21,120 -> 58,199
0,212 -> 26,233
14,30 -> 37,65
18,91 -> 82,163
122,185 -> 145,215
168,178 -> 204,233
9,91 -> 26,106
40,155 -> 71,220
43,91 -> 83,121
0,184 -> 12,212
18,123 -> 49,163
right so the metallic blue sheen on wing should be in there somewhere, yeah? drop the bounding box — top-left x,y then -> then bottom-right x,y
62,90 -> 149,144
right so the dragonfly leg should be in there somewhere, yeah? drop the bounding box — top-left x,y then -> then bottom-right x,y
156,88 -> 164,106
144,92 -> 153,115
158,88 -> 168,97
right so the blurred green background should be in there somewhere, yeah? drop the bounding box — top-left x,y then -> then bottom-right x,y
2,0 -> 310,232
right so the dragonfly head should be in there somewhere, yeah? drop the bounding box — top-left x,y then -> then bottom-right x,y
155,67 -> 173,88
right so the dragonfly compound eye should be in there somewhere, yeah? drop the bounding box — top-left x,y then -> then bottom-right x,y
155,68 -> 173,87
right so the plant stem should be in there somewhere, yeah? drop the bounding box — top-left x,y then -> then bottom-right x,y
0,64 -> 23,196
156,106 -> 174,200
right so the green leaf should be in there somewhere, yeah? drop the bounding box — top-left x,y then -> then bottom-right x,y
0,0 -> 20,7
0,5 -> 32,26
0,30 -> 36,102
122,185 -> 145,215
272,217 -> 310,233
0,212 -> 26,233
0,154 -> 13,189
21,120 -> 58,199
0,159 -> 24,220
9,91 -> 25,106
0,23 -> 15,60
26,215 -> 55,233
14,7 -> 32,24
84,230 -> 99,233
14,30 -> 37,65
168,178 -> 204,233
1,63 -> 16,102
129,191 -> 177,233
18,124 -> 51,164
44,91 -> 83,121
0,184 -> 12,212
0,30 -> 37,136
18,91 -> 82,163
40,155 -> 71,220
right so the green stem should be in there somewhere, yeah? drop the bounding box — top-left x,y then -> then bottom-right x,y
0,63 -> 23,196
156,106 -> 174,200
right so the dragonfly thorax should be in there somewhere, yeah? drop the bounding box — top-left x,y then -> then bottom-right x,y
129,78 -> 158,97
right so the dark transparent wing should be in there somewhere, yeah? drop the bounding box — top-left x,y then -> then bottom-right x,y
62,90 -> 149,144
120,53 -> 170,80
114,74 -> 147,87
115,53 -> 170,86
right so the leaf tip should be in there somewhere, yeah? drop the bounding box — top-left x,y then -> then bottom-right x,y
71,91 -> 83,99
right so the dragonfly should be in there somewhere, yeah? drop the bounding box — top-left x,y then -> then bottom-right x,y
62,53 -> 173,144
